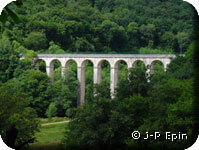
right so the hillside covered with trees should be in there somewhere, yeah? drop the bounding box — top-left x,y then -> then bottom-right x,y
1,0 -> 197,54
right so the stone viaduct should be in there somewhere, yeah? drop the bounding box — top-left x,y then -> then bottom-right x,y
34,54 -> 176,106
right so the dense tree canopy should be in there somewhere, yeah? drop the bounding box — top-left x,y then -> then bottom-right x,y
0,0 -> 197,53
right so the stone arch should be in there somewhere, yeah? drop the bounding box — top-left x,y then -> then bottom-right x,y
62,59 -> 78,77
94,59 -> 112,96
113,60 -> 128,96
132,60 -> 146,69
82,59 -> 94,99
114,59 -> 128,80
65,59 -> 78,68
114,59 -> 128,68
97,59 -> 111,68
81,59 -> 94,68
35,58 -> 46,64
49,59 -> 62,75
35,59 -> 47,73
150,60 -> 164,74
50,59 -> 61,67
81,59 -> 94,80
93,59 -> 111,87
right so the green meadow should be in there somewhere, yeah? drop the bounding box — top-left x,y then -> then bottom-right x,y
23,118 -> 69,150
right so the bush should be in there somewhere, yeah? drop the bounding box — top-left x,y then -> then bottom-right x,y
45,102 -> 57,118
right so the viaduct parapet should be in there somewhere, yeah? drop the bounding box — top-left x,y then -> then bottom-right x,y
35,54 -> 176,106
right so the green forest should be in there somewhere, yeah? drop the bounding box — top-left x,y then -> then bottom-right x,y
0,0 -> 198,150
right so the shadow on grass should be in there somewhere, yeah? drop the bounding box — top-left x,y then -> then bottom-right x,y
21,142 -> 65,150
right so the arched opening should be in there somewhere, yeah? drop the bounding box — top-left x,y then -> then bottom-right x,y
49,59 -> 61,76
81,60 -> 94,102
64,59 -> 78,77
115,60 -> 128,83
96,60 -> 111,97
132,60 -> 146,70
35,59 -> 46,73
97,60 -> 110,84
150,60 -> 164,74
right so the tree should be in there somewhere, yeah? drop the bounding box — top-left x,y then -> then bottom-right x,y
45,102 -> 57,119
63,82 -> 113,150
110,95 -> 149,149
95,0 -> 117,12
127,22 -> 139,51
0,37 -> 23,83
116,63 -> 149,99
112,8 -> 131,27
166,54 -> 193,80
0,83 -> 39,149
73,37 -> 95,52
139,24 -> 156,48
63,81 -> 149,149
160,32 -> 175,50
166,79 -> 195,149
47,67 -> 78,117
98,20 -> 127,51
94,81 -> 111,99
47,41 -> 65,53
24,32 -> 47,51
16,69 -> 50,117
176,32 -> 190,52
138,78 -> 195,149
88,0 -> 95,7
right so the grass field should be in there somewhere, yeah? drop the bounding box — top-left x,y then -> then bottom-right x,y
23,117 -> 69,150
33,123 -> 67,145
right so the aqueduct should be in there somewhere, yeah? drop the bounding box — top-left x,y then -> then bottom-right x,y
34,54 -> 176,106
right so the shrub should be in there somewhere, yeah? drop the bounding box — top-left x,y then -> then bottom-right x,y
45,102 -> 57,118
